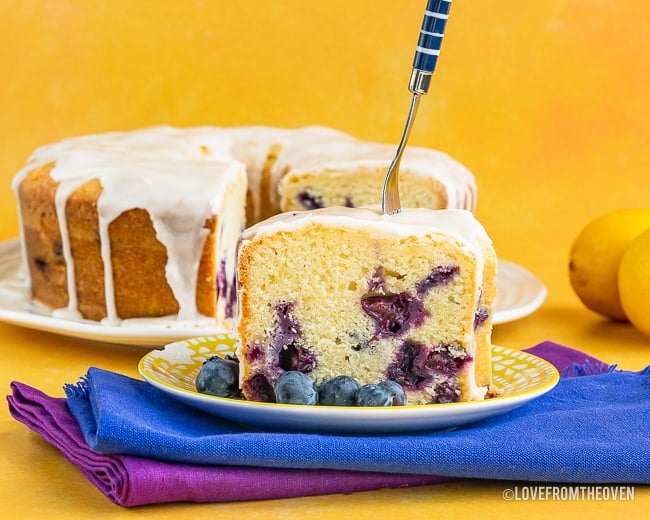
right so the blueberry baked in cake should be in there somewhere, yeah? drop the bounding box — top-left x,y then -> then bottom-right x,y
236,207 -> 497,405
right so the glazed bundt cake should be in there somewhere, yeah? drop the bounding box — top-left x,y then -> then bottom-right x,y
12,126 -> 478,326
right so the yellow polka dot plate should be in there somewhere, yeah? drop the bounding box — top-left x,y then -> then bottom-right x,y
138,334 -> 559,434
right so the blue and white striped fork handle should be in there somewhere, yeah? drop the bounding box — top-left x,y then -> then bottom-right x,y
409,0 -> 452,95
381,0 -> 453,214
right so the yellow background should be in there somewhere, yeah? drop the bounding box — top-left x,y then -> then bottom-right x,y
0,0 -> 648,517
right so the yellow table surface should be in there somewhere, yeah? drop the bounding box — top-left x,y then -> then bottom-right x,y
0,0 -> 648,517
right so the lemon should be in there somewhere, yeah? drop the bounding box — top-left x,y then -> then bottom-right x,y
568,208 -> 650,320
619,228 -> 650,335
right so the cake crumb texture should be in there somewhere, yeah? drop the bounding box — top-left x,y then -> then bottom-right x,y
237,208 -> 496,405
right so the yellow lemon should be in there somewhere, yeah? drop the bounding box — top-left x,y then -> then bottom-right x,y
619,228 -> 650,336
569,208 -> 650,320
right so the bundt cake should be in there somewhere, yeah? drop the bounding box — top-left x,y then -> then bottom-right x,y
12,125 -> 477,326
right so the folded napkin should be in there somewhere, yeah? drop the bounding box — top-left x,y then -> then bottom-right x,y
7,341 -> 650,507
8,383 -> 447,506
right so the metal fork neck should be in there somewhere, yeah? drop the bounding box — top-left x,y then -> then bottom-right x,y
381,93 -> 422,215
409,69 -> 432,95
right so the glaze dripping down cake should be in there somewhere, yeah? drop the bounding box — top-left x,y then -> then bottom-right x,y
12,125 -> 477,325
236,207 -> 497,405
15,154 -> 246,324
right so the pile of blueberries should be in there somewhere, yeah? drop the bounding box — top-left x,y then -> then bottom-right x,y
195,355 -> 407,406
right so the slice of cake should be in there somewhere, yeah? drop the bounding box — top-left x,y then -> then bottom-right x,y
226,125 -> 477,222
278,142 -> 476,214
236,207 -> 497,405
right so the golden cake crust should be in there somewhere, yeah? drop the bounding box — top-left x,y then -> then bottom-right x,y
17,163 -> 219,320
18,163 -> 69,310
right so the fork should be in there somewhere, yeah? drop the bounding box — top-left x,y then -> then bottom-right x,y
381,0 -> 453,214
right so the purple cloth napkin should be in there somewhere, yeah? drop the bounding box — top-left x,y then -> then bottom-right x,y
6,341 -> 612,506
8,385 -> 448,507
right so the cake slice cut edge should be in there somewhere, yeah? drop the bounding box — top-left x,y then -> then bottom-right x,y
236,206 -> 497,406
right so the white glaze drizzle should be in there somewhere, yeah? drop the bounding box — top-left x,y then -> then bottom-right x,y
241,207 -> 487,245
13,128 -> 248,325
12,126 -> 477,326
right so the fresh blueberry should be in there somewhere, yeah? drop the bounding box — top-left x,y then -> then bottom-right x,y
318,375 -> 360,406
195,355 -> 240,398
274,371 -> 318,405
355,383 -> 394,407
379,380 -> 407,406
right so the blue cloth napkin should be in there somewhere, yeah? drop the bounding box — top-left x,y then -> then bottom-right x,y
64,342 -> 650,484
